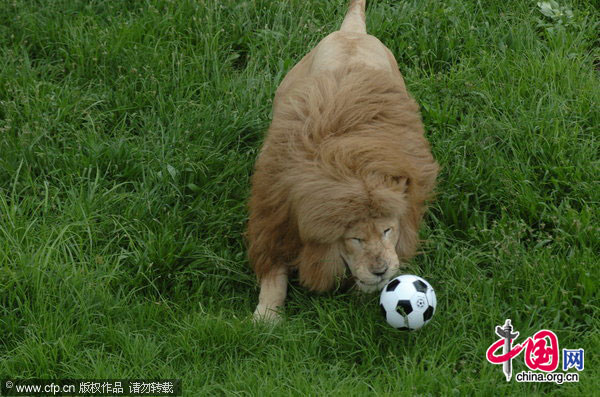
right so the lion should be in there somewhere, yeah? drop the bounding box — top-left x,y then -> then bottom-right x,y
247,0 -> 438,321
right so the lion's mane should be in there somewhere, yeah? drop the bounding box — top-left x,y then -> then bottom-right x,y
247,65 -> 438,291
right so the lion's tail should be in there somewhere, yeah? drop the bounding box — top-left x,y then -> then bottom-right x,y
340,0 -> 366,34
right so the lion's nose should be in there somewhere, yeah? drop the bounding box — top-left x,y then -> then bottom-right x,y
372,267 -> 388,276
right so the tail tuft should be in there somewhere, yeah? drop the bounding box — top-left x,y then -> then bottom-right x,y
340,0 -> 366,34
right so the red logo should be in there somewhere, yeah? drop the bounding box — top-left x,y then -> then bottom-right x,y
486,319 -> 560,381
487,329 -> 559,371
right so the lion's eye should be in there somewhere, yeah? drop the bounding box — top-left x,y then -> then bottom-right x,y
383,228 -> 392,237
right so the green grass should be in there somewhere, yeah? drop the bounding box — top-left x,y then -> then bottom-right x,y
0,0 -> 598,394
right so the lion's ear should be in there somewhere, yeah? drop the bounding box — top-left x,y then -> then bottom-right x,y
298,242 -> 345,292
388,175 -> 410,192
395,203 -> 421,261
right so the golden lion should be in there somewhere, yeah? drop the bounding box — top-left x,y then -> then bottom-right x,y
247,0 -> 438,321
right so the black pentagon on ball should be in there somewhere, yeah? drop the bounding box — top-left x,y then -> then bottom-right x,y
423,305 -> 434,322
396,300 -> 413,316
380,303 -> 387,320
413,279 -> 428,293
386,278 -> 400,292
396,326 -> 410,331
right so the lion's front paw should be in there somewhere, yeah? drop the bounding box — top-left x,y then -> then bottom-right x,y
253,304 -> 283,324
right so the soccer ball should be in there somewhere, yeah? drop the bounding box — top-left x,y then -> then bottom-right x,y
380,275 -> 436,330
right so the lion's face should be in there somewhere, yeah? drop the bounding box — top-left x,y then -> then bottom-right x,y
340,217 -> 403,292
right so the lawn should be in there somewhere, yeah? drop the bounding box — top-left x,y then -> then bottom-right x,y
0,0 -> 598,395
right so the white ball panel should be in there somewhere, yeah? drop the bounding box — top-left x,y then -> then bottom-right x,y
407,309 -> 425,329
386,308 -> 408,328
426,287 -> 437,312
